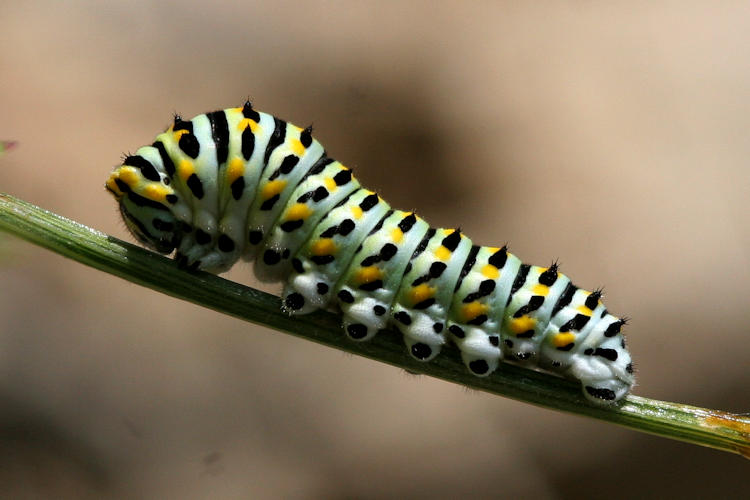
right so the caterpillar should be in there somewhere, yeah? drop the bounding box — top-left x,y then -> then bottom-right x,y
106,102 -> 634,404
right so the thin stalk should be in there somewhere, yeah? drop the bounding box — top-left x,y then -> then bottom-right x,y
0,193 -> 748,458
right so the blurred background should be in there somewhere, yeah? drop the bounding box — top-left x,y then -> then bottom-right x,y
1,1 -> 749,498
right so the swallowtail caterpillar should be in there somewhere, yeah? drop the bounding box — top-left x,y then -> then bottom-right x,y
106,102 -> 634,404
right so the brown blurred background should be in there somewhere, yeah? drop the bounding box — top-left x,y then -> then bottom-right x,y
1,1 -> 749,498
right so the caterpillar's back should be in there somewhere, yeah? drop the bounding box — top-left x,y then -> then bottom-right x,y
106,102 -> 634,404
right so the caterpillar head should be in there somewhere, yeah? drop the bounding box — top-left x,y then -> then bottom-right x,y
106,164 -> 184,255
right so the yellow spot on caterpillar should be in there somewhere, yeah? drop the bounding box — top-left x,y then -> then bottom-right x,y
143,184 -> 170,202
351,205 -> 363,219
434,246 -> 451,261
409,283 -> 435,305
117,166 -> 139,186
324,177 -> 337,191
356,266 -> 382,284
311,238 -> 336,256
532,284 -> 549,296
285,203 -> 313,221
509,315 -> 537,336
105,175 -> 122,196
238,118 -> 259,133
553,332 -> 576,348
173,129 -> 189,141
178,159 -> 194,181
481,264 -> 499,279
461,301 -> 488,322
290,138 -> 305,156
227,158 -> 245,183
261,179 -> 287,200
391,228 -> 403,243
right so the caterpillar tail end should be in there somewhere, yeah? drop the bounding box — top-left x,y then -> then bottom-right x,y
569,357 -> 635,405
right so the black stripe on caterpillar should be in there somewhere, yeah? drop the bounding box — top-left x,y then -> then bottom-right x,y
106,101 -> 634,404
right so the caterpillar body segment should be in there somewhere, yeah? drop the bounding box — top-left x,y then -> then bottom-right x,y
212,108 -> 275,271
330,210 -> 431,342
390,228 -> 474,362
254,159 -> 360,283
446,246 -> 523,376
244,121 -> 326,267
106,102 -> 635,404
282,189 -> 392,316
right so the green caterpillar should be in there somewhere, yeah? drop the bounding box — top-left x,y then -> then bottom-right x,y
106,102 -> 634,404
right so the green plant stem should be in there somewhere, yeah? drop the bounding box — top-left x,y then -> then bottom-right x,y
1,193 -> 748,458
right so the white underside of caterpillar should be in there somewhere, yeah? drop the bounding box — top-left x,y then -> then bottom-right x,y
106,102 -> 635,404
